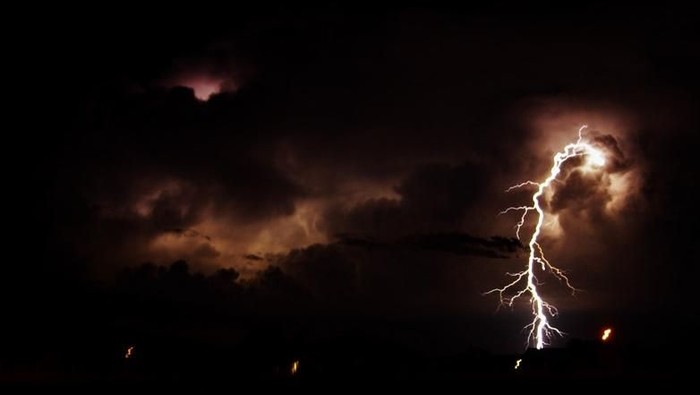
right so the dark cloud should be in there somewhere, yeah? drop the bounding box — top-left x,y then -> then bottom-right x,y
20,7 -> 697,360
322,162 -> 491,239
243,254 -> 265,261
192,243 -> 221,259
400,233 -> 525,259
48,83 -> 309,272
271,230 -> 526,315
165,228 -> 212,242
550,170 -> 607,213
333,232 -> 524,259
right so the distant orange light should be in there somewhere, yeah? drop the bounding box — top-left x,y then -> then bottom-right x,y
125,346 -> 134,359
601,328 -> 612,342
291,360 -> 299,375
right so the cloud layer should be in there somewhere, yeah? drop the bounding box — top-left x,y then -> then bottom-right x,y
40,9 -> 698,321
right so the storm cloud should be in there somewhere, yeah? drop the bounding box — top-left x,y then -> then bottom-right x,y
33,7 -> 698,326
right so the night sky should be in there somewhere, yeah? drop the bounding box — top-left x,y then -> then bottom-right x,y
8,4 -> 699,382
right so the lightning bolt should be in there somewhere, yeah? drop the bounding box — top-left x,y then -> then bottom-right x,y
485,125 -> 606,349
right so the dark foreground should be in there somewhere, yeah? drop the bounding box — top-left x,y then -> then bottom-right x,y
1,337 -> 682,386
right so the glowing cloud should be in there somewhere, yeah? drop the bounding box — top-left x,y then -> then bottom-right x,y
184,77 -> 224,101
